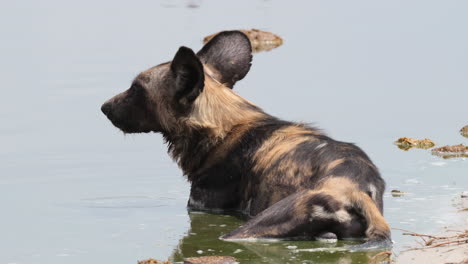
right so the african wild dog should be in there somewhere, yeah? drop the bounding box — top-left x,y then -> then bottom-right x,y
101,31 -> 391,246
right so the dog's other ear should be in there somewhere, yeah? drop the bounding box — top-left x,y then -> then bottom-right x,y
197,31 -> 252,88
171,46 -> 205,106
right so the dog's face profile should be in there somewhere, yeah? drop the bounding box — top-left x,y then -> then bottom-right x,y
101,31 -> 253,134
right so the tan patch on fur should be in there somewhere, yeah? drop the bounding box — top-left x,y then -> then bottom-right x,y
277,159 -> 313,178
324,158 -> 346,174
252,125 -> 320,174
203,64 -> 224,86
185,71 -> 265,138
194,119 -> 259,173
182,68 -> 269,172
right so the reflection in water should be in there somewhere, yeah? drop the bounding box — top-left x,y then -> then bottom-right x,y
80,196 -> 171,208
170,212 -> 389,264
432,153 -> 468,159
431,144 -> 468,159
160,0 -> 202,9
394,137 -> 436,151
186,0 -> 201,9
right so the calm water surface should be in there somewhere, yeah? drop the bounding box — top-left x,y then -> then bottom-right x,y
1,1 -> 467,263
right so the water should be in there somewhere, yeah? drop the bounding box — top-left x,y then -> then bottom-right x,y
1,1 -> 467,263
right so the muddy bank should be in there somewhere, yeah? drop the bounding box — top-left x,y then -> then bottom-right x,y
395,194 -> 468,264
395,240 -> 468,264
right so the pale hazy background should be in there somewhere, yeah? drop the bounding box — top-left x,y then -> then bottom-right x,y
1,1 -> 467,263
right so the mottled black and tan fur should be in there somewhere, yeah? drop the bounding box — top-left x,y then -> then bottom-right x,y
101,31 -> 391,247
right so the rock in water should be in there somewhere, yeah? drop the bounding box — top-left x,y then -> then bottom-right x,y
138,259 -> 171,264
394,137 -> 436,150
184,256 -> 237,264
204,29 -> 283,52
432,144 -> 468,158
460,125 -> 468,138
391,190 -> 406,197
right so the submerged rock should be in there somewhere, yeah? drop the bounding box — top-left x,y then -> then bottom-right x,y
137,259 -> 171,264
431,144 -> 468,159
461,125 -> 468,138
391,190 -> 406,197
394,137 -> 436,151
204,29 -> 283,52
184,256 -> 237,264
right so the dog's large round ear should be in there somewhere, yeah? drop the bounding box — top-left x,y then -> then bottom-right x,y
171,46 -> 205,106
197,31 -> 252,88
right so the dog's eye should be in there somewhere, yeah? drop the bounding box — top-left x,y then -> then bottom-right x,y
130,84 -> 140,91
129,83 -> 143,95
127,83 -> 147,103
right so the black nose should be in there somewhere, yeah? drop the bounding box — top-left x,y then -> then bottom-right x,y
101,103 -> 112,116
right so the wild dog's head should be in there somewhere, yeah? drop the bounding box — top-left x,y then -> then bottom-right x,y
101,31 -> 256,135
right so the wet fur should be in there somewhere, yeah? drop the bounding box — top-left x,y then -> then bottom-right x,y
101,31 -> 391,245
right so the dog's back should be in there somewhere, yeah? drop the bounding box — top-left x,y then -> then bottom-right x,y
185,113 -> 389,242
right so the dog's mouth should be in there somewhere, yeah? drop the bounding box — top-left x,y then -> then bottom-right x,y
101,103 -> 152,134
108,117 -> 152,134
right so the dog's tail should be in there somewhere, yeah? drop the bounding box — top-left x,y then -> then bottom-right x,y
347,189 -> 392,250
320,177 -> 392,249
323,177 -> 392,242
351,189 -> 391,241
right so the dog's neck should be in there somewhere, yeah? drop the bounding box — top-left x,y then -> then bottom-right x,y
163,75 -> 267,179
163,125 -> 218,178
